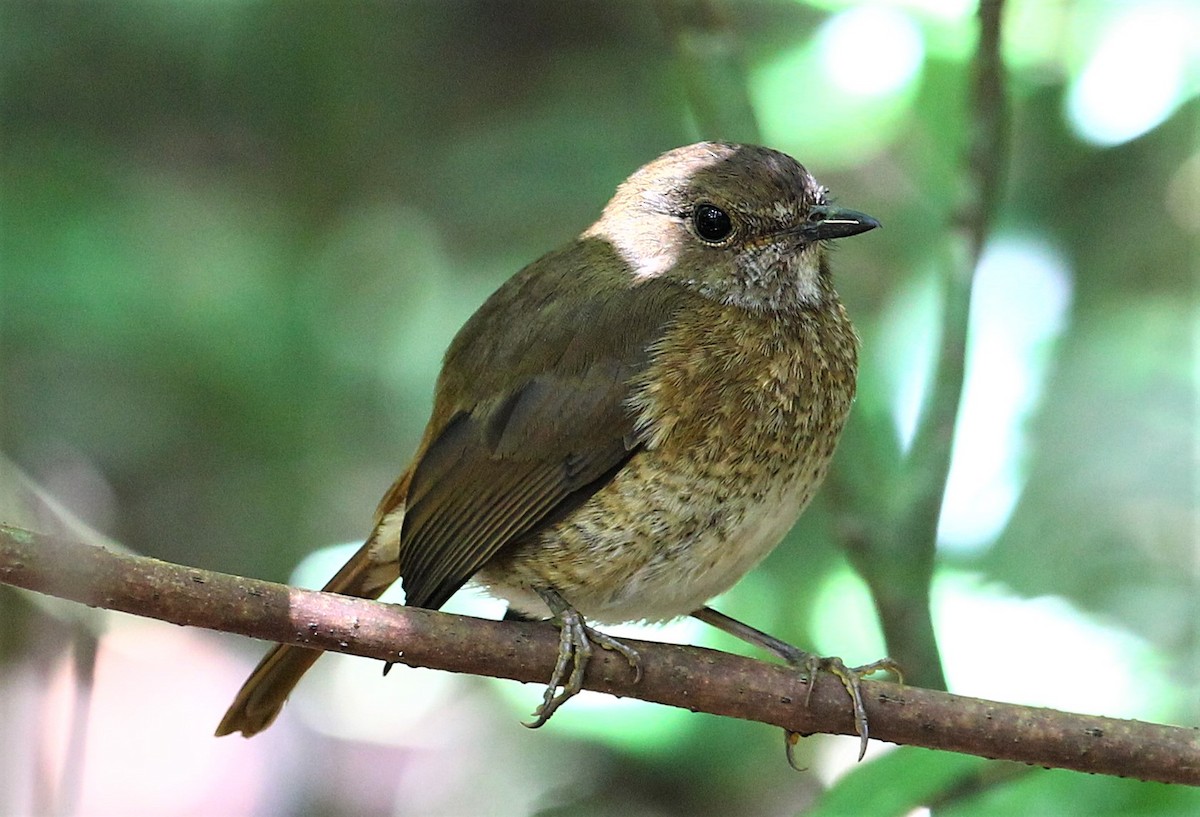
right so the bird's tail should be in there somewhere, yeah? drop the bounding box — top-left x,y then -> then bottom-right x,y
214,638 -> 325,737
215,509 -> 405,737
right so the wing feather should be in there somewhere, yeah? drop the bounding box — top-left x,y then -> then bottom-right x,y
391,238 -> 691,611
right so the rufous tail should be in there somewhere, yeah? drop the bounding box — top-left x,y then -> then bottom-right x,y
215,522 -> 403,737
214,639 -> 325,737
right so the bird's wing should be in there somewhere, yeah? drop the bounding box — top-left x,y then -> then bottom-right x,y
392,238 -> 687,610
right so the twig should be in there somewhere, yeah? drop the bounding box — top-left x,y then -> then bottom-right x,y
838,0 -> 1011,693
2,523 -> 1197,786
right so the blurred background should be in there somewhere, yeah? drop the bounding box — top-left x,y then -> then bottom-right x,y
1,0 -> 1197,815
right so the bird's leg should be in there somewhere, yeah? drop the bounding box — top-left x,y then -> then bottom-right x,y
692,606 -> 902,766
523,588 -> 642,729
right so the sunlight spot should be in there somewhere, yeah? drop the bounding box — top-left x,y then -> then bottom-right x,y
936,574 -> 1174,718
816,6 -> 926,99
939,237 -> 1072,551
880,267 -> 942,453
811,567 -> 1174,719
1066,3 -> 1198,146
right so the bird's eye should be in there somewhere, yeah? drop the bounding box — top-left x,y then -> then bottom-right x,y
693,204 -> 734,243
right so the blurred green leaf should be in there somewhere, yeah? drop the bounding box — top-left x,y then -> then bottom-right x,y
810,747 -> 989,817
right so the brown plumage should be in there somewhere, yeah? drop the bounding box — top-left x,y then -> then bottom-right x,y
216,142 -> 883,749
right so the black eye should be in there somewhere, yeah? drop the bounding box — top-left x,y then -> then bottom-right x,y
693,203 -> 733,243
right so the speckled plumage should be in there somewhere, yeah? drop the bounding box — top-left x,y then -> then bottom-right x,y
217,142 -> 877,738
480,294 -> 857,624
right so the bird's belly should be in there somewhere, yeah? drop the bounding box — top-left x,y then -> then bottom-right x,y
590,480 -> 811,623
476,465 -> 815,625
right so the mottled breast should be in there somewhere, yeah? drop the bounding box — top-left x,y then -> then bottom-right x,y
478,296 -> 858,623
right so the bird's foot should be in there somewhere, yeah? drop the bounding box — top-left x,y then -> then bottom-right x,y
523,589 -> 641,729
786,654 -> 903,768
688,607 -> 902,769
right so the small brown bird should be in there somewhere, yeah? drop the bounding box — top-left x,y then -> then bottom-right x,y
216,142 -> 892,759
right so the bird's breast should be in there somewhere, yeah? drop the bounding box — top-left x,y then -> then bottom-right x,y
480,298 -> 859,623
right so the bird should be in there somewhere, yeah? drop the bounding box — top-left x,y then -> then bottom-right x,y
215,141 -> 894,761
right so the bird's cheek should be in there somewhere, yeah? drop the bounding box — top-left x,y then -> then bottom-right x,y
782,241 -> 822,275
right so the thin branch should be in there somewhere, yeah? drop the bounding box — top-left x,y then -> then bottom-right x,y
2,523 -> 1197,786
839,0 -> 1011,693
901,0 -> 1008,531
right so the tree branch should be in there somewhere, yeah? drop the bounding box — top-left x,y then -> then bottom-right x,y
1,523 -> 1197,785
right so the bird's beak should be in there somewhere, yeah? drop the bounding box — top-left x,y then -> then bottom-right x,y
798,205 -> 881,242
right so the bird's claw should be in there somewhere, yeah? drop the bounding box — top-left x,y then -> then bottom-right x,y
798,654 -> 903,762
523,607 -> 641,729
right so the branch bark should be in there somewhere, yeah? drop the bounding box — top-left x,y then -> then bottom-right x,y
2,523 -> 1197,786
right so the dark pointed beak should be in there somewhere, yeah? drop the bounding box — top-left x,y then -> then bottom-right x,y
798,205 -> 881,242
